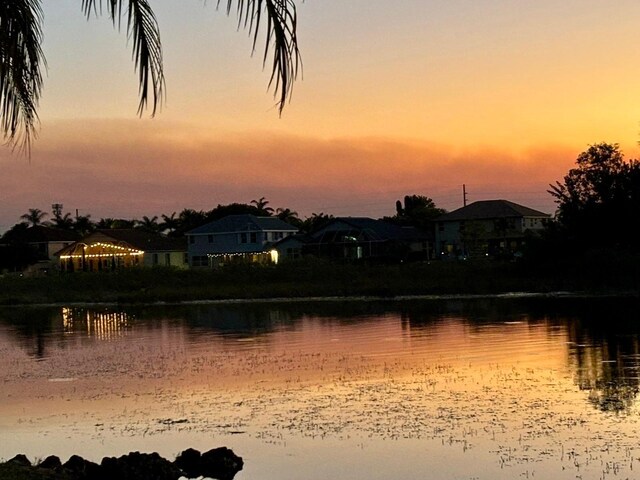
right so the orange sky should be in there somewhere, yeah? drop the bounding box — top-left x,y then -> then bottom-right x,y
2,0 -> 640,231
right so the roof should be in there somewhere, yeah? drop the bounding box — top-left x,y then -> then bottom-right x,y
310,217 -> 430,242
4,225 -> 81,243
94,229 -> 187,251
55,229 -> 186,255
437,200 -> 551,222
186,214 -> 298,235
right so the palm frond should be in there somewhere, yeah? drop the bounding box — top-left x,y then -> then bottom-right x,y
82,0 -> 165,116
221,0 -> 301,114
0,0 -> 45,154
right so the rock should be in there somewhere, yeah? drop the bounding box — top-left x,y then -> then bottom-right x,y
7,454 -> 31,467
100,451 -> 182,480
174,448 -> 202,478
62,454 -> 101,479
1,447 -> 243,480
200,447 -> 244,480
39,455 -> 62,470
175,447 -> 243,480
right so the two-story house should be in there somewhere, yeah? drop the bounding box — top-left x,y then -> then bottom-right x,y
435,200 -> 551,259
185,214 -> 298,268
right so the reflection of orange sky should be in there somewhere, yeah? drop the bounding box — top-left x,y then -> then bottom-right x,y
5,312 -> 638,478
1,315 -> 571,415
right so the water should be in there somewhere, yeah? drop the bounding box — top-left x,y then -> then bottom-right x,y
1,296 -> 640,479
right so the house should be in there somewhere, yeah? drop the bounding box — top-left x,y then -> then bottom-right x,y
435,199 -> 551,259
55,229 -> 188,272
302,217 -> 433,262
272,233 -> 312,262
2,225 -> 81,261
185,214 -> 299,268
0,225 -> 81,274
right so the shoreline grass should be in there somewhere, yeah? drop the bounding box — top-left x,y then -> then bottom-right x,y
0,256 -> 638,307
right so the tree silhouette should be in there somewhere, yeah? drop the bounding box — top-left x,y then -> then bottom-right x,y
19,208 -> 47,227
160,212 -> 179,234
52,212 -> 74,230
250,197 -> 274,215
276,207 -> 301,226
136,215 -> 160,232
0,0 -> 300,153
73,214 -> 95,236
548,142 -> 640,249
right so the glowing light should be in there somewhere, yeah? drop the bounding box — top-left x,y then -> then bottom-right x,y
270,249 -> 279,264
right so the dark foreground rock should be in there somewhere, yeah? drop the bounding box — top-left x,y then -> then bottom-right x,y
175,447 -> 244,480
0,448 -> 243,480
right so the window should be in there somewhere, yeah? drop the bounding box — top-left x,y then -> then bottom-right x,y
191,256 -> 208,267
240,233 -> 248,244
165,253 -> 171,266
183,253 -> 189,265
152,253 -> 159,265
250,232 -> 258,243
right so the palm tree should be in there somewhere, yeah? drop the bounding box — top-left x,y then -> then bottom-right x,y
73,214 -> 95,236
0,0 -> 300,153
276,207 -> 301,227
52,212 -> 74,230
136,215 -> 161,232
20,208 -> 47,227
160,212 -> 179,234
251,197 -> 274,215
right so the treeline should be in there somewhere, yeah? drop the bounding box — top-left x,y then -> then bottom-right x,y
2,197 -> 336,239
4,141 -> 640,266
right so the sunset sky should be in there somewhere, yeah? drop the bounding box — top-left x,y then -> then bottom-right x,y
2,0 -> 640,233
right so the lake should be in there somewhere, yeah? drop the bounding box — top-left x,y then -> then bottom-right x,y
1,295 -> 640,479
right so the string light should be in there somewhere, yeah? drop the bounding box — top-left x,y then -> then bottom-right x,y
59,242 -> 144,259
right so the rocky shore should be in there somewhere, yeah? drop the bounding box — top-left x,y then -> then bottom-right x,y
0,447 -> 243,480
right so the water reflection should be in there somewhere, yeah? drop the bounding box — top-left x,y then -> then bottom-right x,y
61,307 -> 133,340
2,296 -> 640,479
1,296 -> 640,416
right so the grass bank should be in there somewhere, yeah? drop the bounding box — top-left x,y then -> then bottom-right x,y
0,255 -> 638,306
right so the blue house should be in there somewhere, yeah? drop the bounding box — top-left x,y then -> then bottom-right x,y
185,214 -> 299,268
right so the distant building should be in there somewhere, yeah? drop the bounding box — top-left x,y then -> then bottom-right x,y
185,214 -> 298,268
2,225 -> 81,261
55,229 -> 188,272
0,225 -> 81,274
435,199 -> 551,259
302,217 -> 432,262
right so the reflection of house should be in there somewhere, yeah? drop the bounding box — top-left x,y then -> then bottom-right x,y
185,214 -> 298,268
435,200 -> 550,258
55,229 -> 188,272
303,217 -> 432,262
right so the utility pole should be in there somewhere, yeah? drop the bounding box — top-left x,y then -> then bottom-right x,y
462,184 -> 468,207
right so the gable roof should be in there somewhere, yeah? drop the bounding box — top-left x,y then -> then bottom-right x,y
187,214 -> 298,235
95,229 -> 187,251
437,200 -> 550,222
56,229 -> 186,255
